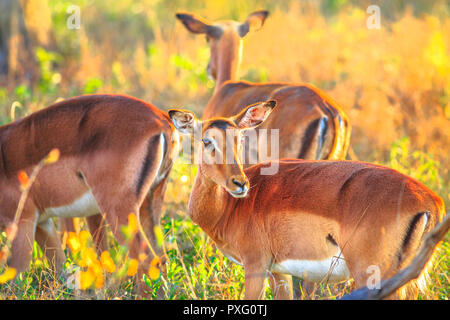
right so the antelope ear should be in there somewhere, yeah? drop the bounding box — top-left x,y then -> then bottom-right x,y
233,100 -> 276,129
176,12 -> 223,38
168,109 -> 197,135
238,10 -> 269,37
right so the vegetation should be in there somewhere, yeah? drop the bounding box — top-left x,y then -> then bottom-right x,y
0,0 -> 448,299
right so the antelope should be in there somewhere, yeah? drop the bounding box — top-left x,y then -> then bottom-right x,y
0,94 -> 177,288
176,10 -> 351,163
168,101 -> 445,299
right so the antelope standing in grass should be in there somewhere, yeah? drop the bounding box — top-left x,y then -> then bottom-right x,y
168,101 -> 445,299
176,10 -> 351,163
0,94 -> 177,291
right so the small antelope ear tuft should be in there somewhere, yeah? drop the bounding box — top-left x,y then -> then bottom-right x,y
168,109 -> 197,135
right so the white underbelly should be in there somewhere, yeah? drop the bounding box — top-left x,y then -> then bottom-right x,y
271,251 -> 351,283
38,190 -> 100,223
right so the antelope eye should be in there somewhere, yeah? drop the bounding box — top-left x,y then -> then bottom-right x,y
202,138 -> 211,146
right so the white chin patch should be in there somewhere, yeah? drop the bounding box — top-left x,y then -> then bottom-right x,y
229,191 -> 248,198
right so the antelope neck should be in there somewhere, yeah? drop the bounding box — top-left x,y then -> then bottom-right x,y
188,170 -> 230,236
214,38 -> 242,93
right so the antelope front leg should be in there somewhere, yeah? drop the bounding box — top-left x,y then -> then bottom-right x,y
98,202 -> 153,298
35,218 -> 66,274
9,215 -> 37,274
86,214 -> 108,254
244,263 -> 268,300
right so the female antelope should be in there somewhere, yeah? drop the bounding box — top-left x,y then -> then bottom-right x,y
176,11 -> 351,162
169,101 -> 445,299
0,94 -> 177,291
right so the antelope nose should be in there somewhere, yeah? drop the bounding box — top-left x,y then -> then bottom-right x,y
230,176 -> 248,189
232,178 -> 246,188
228,176 -> 249,198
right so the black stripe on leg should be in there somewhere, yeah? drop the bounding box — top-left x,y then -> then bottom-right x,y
0,142 -> 8,174
315,116 -> 329,159
297,118 -> 320,159
136,134 -> 163,197
397,211 -> 429,265
402,212 -> 429,251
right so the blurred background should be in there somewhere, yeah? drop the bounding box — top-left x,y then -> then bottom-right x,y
0,0 -> 448,299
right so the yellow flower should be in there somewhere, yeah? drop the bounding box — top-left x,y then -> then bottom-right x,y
45,148 -> 60,164
17,170 -> 29,190
90,260 -> 103,277
79,247 -> 99,268
79,269 -> 95,290
79,230 -> 91,249
148,266 -> 160,281
150,256 -> 161,267
100,251 -> 116,273
95,273 -> 105,289
0,268 -> 16,284
138,253 -> 147,262
127,259 -> 139,277
66,232 -> 81,253
128,213 -> 138,234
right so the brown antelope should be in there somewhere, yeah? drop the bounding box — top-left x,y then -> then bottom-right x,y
0,94 -> 177,288
176,10 -> 351,163
168,101 -> 445,299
